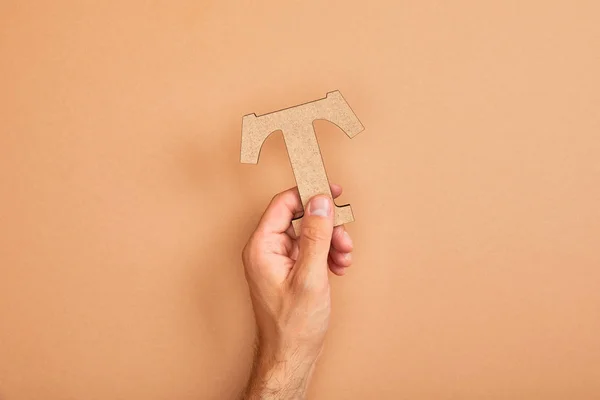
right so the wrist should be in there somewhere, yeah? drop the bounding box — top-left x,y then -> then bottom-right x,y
244,343 -> 317,399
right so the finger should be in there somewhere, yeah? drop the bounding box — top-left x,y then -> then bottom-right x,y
328,255 -> 347,276
331,226 -> 353,253
329,248 -> 352,268
295,195 -> 334,284
330,183 -> 343,199
257,187 -> 303,234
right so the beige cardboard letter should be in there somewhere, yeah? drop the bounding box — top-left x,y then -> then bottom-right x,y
241,90 -> 364,233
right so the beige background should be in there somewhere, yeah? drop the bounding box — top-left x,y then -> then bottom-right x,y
1,1 -> 599,399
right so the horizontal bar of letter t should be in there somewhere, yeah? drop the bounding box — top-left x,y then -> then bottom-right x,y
240,90 -> 364,233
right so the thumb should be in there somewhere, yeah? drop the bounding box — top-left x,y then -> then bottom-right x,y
296,195 -> 334,281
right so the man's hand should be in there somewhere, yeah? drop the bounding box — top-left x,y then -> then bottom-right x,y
242,184 -> 354,399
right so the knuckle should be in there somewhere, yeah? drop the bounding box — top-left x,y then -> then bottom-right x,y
241,233 -> 262,268
241,243 -> 252,267
241,242 -> 250,264
270,192 -> 284,205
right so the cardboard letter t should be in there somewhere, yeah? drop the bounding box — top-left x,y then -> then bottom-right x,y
240,91 -> 364,233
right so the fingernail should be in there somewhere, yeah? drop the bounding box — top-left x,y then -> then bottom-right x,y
308,196 -> 331,217
344,252 -> 352,262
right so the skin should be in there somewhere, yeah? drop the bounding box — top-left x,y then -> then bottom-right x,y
241,184 -> 353,399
